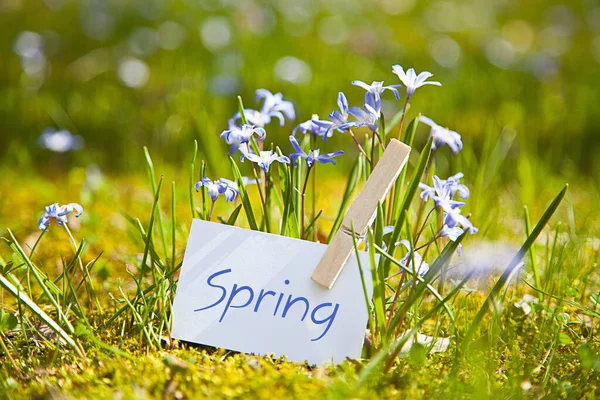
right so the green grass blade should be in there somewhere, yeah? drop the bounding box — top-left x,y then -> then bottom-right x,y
387,229 -> 466,334
226,204 -> 242,226
140,176 -> 164,278
171,181 -> 177,271
524,205 -> 541,290
229,156 -> 259,231
365,225 -> 387,346
189,140 -> 198,219
356,272 -> 472,388
0,274 -> 84,357
302,210 -> 322,240
463,184 -> 568,346
327,158 -> 362,243
144,147 -> 168,260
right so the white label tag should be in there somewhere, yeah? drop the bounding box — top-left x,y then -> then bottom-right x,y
171,219 -> 373,365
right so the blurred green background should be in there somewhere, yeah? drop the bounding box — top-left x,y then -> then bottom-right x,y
1,0 -> 600,179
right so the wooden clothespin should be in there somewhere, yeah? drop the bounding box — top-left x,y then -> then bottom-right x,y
311,139 -> 411,289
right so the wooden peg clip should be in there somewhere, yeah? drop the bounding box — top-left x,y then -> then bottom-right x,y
311,139 -> 411,289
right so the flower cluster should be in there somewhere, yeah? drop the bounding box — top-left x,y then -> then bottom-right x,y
300,65 -> 460,156
419,173 -> 478,256
202,64 -> 474,268
38,202 -> 83,231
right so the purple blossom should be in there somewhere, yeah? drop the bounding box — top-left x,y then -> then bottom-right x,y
443,209 -> 478,234
288,136 -> 343,168
419,176 -> 465,212
195,177 -> 238,202
346,92 -> 381,132
440,225 -> 465,256
419,174 -> 478,237
233,89 -> 295,128
419,116 -> 463,154
293,114 -> 332,140
311,92 -> 353,138
220,122 -> 266,153
240,148 -> 290,173
255,89 -> 295,122
397,240 -> 430,277
38,202 -> 83,231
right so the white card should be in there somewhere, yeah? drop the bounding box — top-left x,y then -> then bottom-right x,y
171,219 -> 373,365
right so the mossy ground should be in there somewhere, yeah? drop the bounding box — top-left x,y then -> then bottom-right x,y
1,169 -> 599,399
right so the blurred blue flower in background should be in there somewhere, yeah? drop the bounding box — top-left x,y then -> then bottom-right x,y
38,129 -> 84,153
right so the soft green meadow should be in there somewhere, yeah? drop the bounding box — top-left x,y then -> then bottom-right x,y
2,1 -> 600,399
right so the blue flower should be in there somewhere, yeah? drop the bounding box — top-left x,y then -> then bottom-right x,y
392,65 -> 441,98
218,177 -> 259,192
445,173 -> 470,199
38,129 -> 84,153
38,202 -> 83,231
220,122 -> 266,153
195,177 -> 238,202
419,174 -> 478,236
288,136 -> 343,168
240,148 -> 290,173
256,89 -> 295,122
293,114 -> 332,140
397,240 -> 429,277
234,89 -> 295,128
346,92 -> 381,132
351,80 -> 401,100
443,209 -> 478,235
311,92 -> 352,138
440,225 -> 465,256
418,175 -> 465,212
419,116 -> 463,153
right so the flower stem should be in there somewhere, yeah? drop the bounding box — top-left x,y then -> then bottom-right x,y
252,165 -> 269,231
63,224 -> 100,313
301,166 -> 313,239
413,207 -> 436,245
412,150 -> 436,237
370,130 -> 376,170
349,129 -> 371,164
397,97 -> 410,141
311,135 -> 317,240
208,201 -> 215,221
